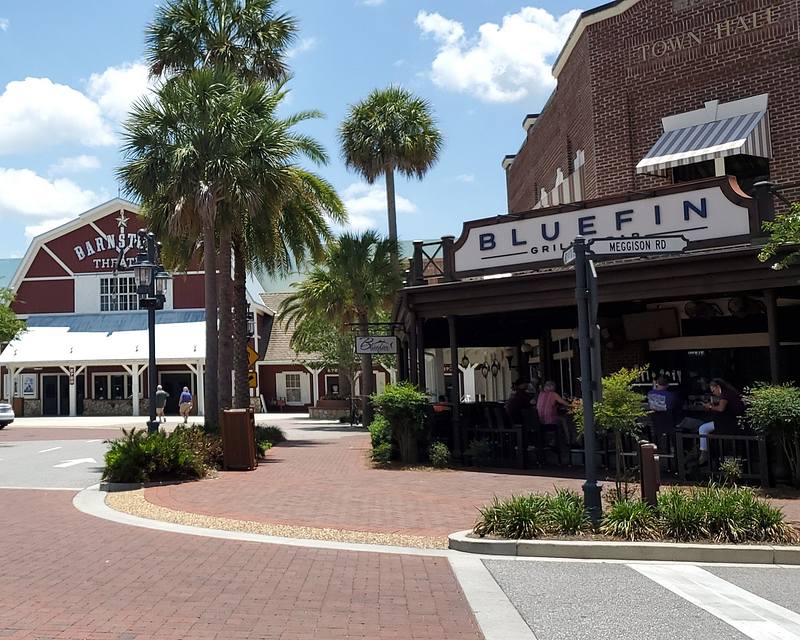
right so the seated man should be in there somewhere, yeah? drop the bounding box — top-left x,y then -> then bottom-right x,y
647,377 -> 679,417
505,381 -> 533,424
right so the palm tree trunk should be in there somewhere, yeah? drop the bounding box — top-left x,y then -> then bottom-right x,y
385,166 -> 398,263
232,237 -> 250,409
203,221 -> 219,425
217,230 -> 233,411
358,311 -> 374,425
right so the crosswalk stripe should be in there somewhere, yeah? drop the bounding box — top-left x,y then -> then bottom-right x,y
630,564 -> 800,640
37,446 -> 62,453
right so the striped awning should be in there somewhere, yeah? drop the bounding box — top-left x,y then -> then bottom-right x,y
636,111 -> 771,175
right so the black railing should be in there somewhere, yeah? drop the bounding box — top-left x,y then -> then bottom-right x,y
408,236 -> 456,286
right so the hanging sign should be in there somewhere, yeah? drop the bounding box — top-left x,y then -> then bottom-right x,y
355,336 -> 398,354
453,178 -> 755,275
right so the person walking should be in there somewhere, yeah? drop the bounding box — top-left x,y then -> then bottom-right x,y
155,384 -> 169,423
179,386 -> 193,424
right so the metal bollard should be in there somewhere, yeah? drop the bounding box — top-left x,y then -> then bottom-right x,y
639,441 -> 660,507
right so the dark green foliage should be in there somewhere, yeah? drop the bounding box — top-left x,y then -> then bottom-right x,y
368,415 -> 391,449
656,487 -> 708,541
255,440 -> 273,458
743,384 -> 800,486
255,424 -> 286,445
474,490 -> 590,539
371,441 -> 392,465
548,488 -> 591,535
103,426 -> 221,483
0,288 -> 25,344
465,438 -> 492,466
371,383 -> 428,464
600,500 -> 660,541
428,441 -> 451,468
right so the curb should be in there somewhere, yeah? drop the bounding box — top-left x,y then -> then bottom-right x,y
99,480 -> 191,492
448,530 -> 800,565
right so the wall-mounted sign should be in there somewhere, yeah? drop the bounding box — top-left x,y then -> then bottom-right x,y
71,211 -> 139,270
453,178 -> 754,276
564,235 -> 689,264
355,336 -> 398,355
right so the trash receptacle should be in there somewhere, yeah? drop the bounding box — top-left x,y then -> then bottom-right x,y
12,396 -> 23,417
221,409 -> 257,470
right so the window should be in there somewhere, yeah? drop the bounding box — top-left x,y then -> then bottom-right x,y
285,373 -> 302,404
100,276 -> 139,312
93,373 -> 131,400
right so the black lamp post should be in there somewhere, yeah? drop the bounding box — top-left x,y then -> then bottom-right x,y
246,304 -> 255,338
133,230 -> 171,434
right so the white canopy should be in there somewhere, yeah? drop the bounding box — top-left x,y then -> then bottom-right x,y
0,311 -> 206,367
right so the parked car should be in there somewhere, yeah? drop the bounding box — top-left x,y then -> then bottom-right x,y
0,402 -> 14,428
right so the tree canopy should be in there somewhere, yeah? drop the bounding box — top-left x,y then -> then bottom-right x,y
0,289 -> 25,345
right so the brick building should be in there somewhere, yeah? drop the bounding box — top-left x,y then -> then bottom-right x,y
394,0 -> 800,429
505,0 -> 798,213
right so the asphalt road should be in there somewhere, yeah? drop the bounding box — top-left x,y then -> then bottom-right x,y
485,559 -> 800,640
0,438 -> 108,489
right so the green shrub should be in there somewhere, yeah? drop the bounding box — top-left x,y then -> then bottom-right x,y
547,488 -> 591,535
171,424 -> 223,469
600,500 -> 660,541
371,383 -> 428,464
103,427 -> 215,483
255,425 -> 286,445
465,438 -> 492,466
743,384 -> 800,486
255,440 -> 273,458
657,487 -> 708,541
428,441 -> 451,468
475,494 -> 550,539
371,441 -> 393,465
719,457 -> 742,486
368,415 -> 391,448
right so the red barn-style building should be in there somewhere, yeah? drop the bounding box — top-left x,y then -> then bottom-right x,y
0,199 -> 268,417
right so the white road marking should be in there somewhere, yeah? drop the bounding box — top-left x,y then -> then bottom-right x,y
631,563 -> 800,640
0,485 -> 82,491
37,446 -> 62,453
448,555 -> 537,640
85,439 -> 102,443
53,457 -> 97,469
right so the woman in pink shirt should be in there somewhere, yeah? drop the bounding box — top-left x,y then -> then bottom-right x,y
537,381 -> 572,442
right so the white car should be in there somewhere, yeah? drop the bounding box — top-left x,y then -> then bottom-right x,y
0,402 -> 14,428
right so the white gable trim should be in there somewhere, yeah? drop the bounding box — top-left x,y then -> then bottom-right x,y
10,198 -> 140,291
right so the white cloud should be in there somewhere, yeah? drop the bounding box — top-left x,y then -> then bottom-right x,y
342,182 -> 417,216
360,0 -> 385,6
415,7 -> 581,103
287,37 -> 317,59
0,77 -> 115,154
0,168 -> 105,218
48,154 -> 101,175
86,61 -> 155,122
393,59 -> 406,67
24,217 -> 76,239
456,173 -> 475,183
0,18 -> 9,31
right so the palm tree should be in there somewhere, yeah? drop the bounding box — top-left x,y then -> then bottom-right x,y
339,86 -> 443,255
279,231 -> 401,424
146,0 -> 299,412
146,0 -> 297,82
118,69 -> 342,421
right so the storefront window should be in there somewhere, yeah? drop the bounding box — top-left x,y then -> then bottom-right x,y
100,277 -> 139,312
672,155 -> 769,193
285,373 -> 302,403
93,373 -> 131,400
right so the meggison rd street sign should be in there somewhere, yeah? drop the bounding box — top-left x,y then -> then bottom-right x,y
563,235 -> 688,264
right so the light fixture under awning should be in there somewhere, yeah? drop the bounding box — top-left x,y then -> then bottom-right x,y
636,97 -> 771,175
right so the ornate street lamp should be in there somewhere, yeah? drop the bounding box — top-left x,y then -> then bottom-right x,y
490,358 -> 500,378
460,354 -> 470,369
133,230 -> 171,434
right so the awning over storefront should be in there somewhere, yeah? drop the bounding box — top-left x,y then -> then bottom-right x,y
636,95 -> 771,175
0,310 -> 206,367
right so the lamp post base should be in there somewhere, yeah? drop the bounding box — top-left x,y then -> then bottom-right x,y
147,419 -> 160,435
583,480 -> 603,526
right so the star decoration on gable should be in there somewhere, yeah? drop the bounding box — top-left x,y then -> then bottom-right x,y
116,210 -> 128,232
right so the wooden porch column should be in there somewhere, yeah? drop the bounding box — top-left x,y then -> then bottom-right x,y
397,340 -> 408,382
416,317 -> 427,392
408,316 -> 419,387
766,289 -> 780,383
447,315 -> 462,456
540,329 -> 553,383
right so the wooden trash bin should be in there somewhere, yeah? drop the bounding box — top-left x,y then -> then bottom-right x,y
221,408 -> 257,470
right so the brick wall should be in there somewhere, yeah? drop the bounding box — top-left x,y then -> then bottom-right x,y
506,0 -> 800,208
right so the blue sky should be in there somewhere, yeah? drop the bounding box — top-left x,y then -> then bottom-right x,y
0,0 -> 586,258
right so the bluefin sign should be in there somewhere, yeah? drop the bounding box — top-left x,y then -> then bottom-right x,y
453,180 -> 753,275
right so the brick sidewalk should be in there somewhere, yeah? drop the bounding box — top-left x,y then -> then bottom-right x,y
146,435 -> 584,537
1,489 -> 482,639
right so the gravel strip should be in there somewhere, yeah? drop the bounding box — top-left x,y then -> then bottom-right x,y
105,489 -> 448,549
